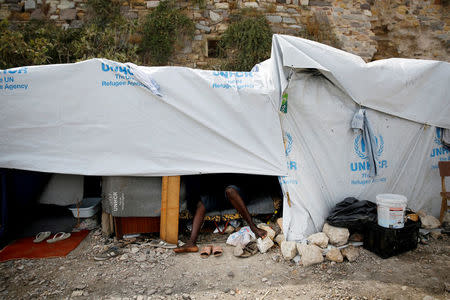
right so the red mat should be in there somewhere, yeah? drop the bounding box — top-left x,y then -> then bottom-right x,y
0,230 -> 90,262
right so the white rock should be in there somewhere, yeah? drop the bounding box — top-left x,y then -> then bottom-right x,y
274,234 -> 285,245
257,224 -> 276,240
147,1 -> 160,8
341,245 -> 360,262
322,223 -> 349,246
215,2 -> 228,9
71,290 -> 83,297
297,244 -> 323,267
280,241 -> 297,260
256,237 -> 274,254
325,248 -> 343,263
307,232 -> 329,248
276,218 -> 283,233
420,215 -> 441,229
130,247 -> 140,254
209,10 -> 222,22
244,2 -> 258,8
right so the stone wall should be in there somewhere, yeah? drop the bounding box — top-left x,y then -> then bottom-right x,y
1,0 -> 448,68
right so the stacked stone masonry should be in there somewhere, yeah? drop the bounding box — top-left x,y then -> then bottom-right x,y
1,0 -> 448,68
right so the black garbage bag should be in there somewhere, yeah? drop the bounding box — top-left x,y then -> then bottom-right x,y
326,197 -> 377,232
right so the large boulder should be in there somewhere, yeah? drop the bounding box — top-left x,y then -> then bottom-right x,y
323,223 -> 349,246
307,232 -> 329,248
297,244 -> 324,267
325,248 -> 343,262
281,241 -> 297,260
420,215 -> 441,229
341,246 -> 360,262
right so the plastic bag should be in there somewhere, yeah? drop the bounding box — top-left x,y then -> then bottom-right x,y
326,197 -> 377,232
226,226 -> 256,247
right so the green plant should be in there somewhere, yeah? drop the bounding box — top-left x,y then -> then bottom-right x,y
218,9 -> 272,71
297,14 -> 342,49
140,0 -> 194,65
86,0 -> 124,28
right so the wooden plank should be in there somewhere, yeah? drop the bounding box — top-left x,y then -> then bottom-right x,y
160,176 -> 180,244
101,211 -> 113,236
160,176 -> 169,242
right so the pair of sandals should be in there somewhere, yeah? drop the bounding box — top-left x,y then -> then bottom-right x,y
33,231 -> 71,244
200,245 -> 223,258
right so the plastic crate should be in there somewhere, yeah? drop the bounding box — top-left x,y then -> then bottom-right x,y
363,219 -> 420,259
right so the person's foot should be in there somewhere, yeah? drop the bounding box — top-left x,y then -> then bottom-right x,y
252,227 -> 267,239
173,241 -> 199,253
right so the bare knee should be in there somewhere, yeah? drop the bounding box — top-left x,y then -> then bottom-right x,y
225,187 -> 239,200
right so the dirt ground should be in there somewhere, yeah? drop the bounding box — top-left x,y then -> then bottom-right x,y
0,228 -> 449,300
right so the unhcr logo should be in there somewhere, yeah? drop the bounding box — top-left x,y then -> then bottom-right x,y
431,128 -> 449,158
350,134 -> 387,172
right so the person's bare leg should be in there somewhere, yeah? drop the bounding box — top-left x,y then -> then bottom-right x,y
225,187 -> 267,239
174,201 -> 205,253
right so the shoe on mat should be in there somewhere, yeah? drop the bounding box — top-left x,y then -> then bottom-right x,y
94,246 -> 121,261
46,232 -> 71,243
33,231 -> 51,243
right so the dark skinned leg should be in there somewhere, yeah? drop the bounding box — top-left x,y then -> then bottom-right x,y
225,187 -> 267,239
174,201 -> 205,253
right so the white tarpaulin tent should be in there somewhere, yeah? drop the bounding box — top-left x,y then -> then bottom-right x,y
270,35 -> 450,241
0,34 -> 448,240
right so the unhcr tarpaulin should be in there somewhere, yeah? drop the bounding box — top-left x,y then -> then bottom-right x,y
1,34 -> 449,241
269,35 -> 450,241
0,59 -> 286,176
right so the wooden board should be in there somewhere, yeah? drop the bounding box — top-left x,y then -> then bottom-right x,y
160,176 -> 180,244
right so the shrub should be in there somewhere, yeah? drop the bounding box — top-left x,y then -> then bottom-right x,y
219,9 -> 272,71
140,0 -> 194,66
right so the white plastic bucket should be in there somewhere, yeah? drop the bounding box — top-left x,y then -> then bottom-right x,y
376,194 -> 407,229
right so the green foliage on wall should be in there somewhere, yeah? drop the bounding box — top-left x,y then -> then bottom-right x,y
219,9 -> 272,71
140,0 -> 194,65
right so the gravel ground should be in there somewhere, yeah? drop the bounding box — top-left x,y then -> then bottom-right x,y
0,228 -> 449,300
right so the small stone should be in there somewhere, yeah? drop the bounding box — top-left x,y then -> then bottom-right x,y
230,290 -> 235,295
401,286 -> 407,291
325,248 -> 343,263
165,289 -> 173,295
17,265 -> 24,270
261,277 -> 268,282
274,234 -> 284,245
227,271 -> 234,278
281,241 -> 297,260
147,1 -> 159,8
323,223 -> 349,246
71,290 -> 83,297
195,24 -> 211,33
276,218 -> 283,233
209,10 -> 222,23
182,294 -> 191,300
165,283 -> 174,288
147,289 -> 157,295
430,231 -> 442,239
120,254 -> 129,260
257,224 -> 276,240
341,246 -> 360,262
307,232 -> 329,248
233,245 -> 244,257
131,247 -> 140,254
135,254 -> 147,262
75,283 -> 86,290
24,0 -> 36,10
257,237 -> 274,253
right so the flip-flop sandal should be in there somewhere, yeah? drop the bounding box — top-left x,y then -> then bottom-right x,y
199,245 -> 212,258
149,239 -> 177,249
33,231 -> 51,243
46,232 -> 71,243
94,246 -> 121,261
212,245 -> 223,257
173,245 -> 199,254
